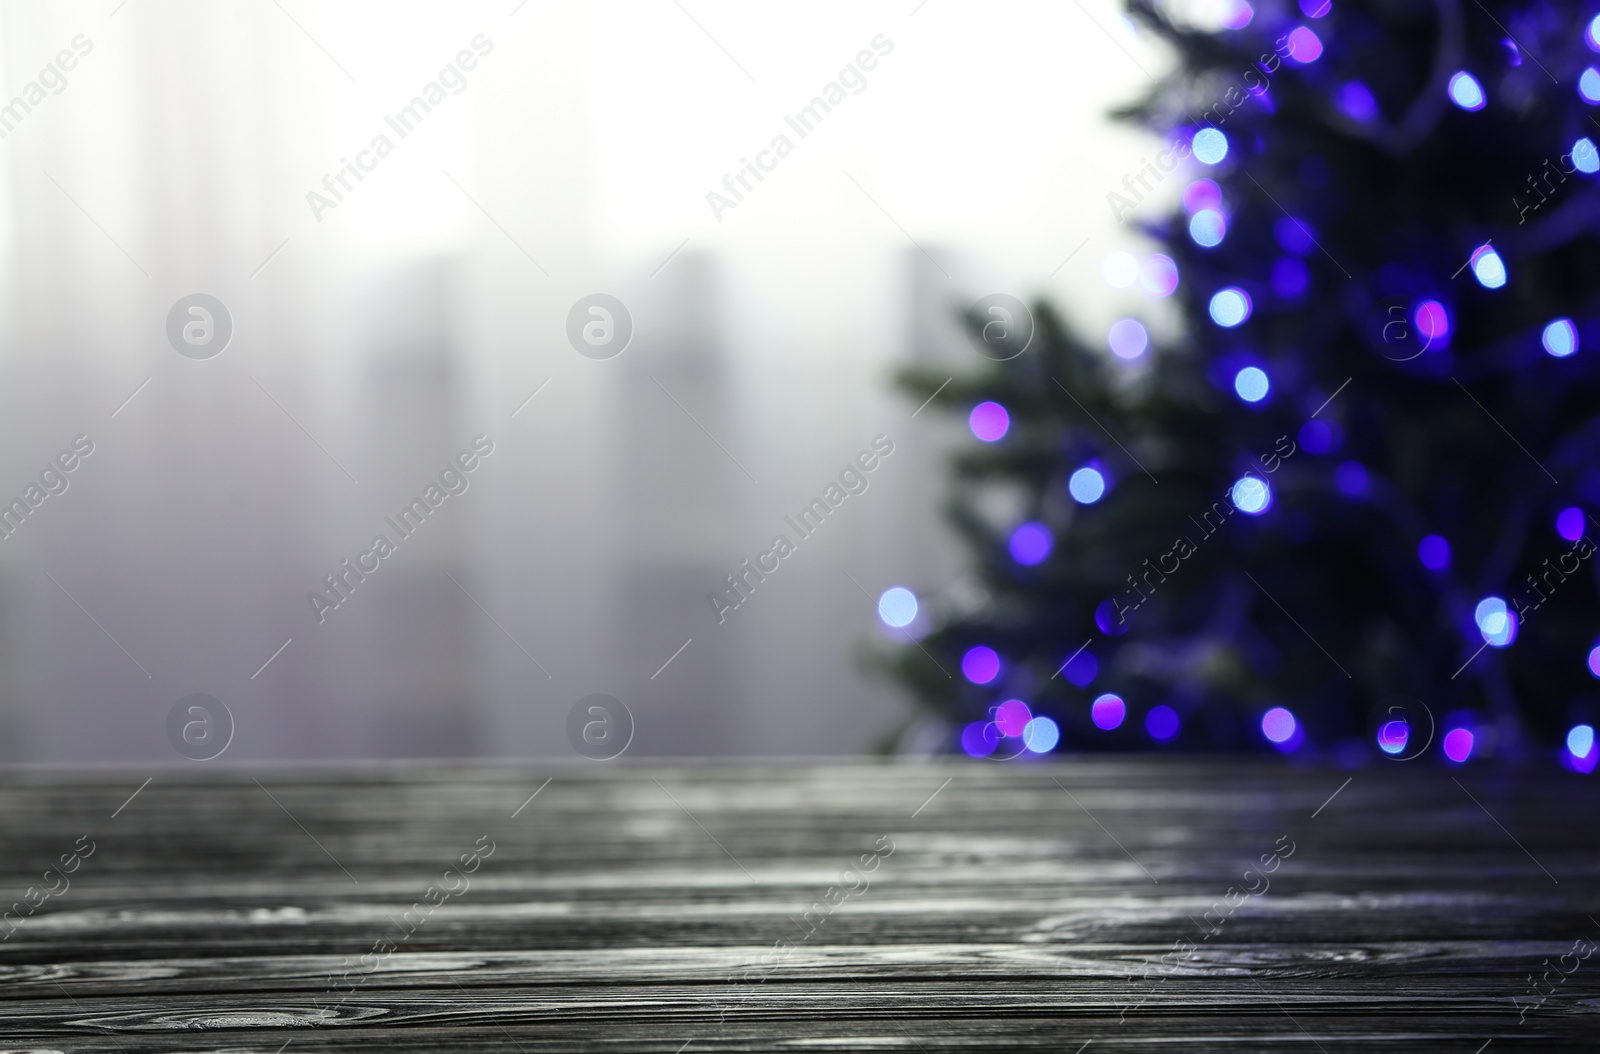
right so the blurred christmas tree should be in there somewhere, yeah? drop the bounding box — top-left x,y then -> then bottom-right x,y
882,0 -> 1600,765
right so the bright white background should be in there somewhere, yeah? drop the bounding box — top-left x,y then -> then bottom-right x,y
0,0 -> 1193,761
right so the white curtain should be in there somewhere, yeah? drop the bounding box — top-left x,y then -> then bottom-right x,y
0,0 -> 1161,762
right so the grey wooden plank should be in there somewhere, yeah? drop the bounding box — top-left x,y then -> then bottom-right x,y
0,761 -> 1593,1050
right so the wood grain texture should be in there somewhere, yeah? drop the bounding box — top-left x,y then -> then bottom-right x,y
0,760 -> 1594,1051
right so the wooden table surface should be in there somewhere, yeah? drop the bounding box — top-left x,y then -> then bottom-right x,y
0,759 -> 1594,1051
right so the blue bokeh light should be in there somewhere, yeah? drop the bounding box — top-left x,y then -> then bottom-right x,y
1378,719 -> 1409,755
1095,598 -> 1130,636
1069,466 -> 1107,504
1470,246 -> 1506,289
1568,723 -> 1598,772
1473,597 -> 1505,632
1334,461 -> 1369,499
877,587 -> 918,628
961,645 -> 1000,684
1448,71 -> 1486,110
960,720 -> 998,757
1543,318 -> 1579,358
1588,14 -> 1600,51
1061,649 -> 1098,688
1582,67 -> 1600,105
1009,521 -> 1054,566
1272,256 -> 1310,299
1418,534 -> 1451,571
1209,288 -> 1252,327
1274,216 -> 1316,254
1299,419 -> 1333,454
1190,209 -> 1227,247
1475,596 -> 1517,647
1575,137 -> 1600,174
1557,507 -> 1585,543
1337,81 -> 1377,121
1234,366 -> 1270,402
1023,716 -> 1061,753
1146,705 -> 1180,740
1231,475 -> 1272,514
1192,127 -> 1229,164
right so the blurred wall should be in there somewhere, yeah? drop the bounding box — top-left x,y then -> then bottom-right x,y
0,0 -> 1169,761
